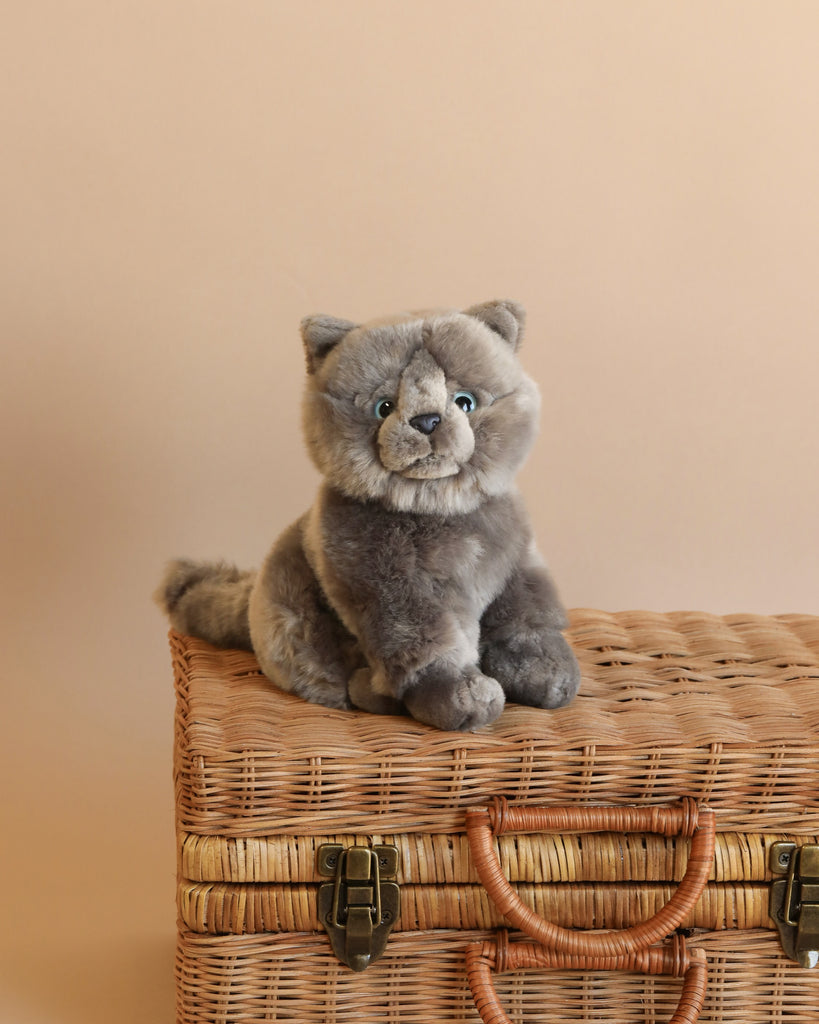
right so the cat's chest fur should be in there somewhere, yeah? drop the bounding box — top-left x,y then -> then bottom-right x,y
306,484 -> 529,619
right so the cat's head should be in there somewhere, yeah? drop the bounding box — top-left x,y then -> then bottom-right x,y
300,300 -> 541,515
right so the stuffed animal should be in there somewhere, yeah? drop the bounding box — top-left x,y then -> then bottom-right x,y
156,300 -> 580,730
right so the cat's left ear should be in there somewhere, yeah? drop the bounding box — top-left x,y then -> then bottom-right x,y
300,315 -> 358,374
463,300 -> 526,351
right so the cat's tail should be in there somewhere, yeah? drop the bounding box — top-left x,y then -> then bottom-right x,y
154,559 -> 255,651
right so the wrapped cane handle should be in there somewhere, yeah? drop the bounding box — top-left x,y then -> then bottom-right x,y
465,798 -> 715,958
466,932 -> 708,1024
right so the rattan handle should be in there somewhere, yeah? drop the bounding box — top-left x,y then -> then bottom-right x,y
466,932 -> 708,1024
465,798 -> 716,958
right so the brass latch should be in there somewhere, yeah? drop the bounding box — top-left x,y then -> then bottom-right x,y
770,841 -> 819,968
317,843 -> 399,972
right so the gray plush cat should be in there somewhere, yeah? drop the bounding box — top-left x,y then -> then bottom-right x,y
156,300 -> 580,731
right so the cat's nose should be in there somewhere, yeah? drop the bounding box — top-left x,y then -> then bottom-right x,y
409,412 -> 441,435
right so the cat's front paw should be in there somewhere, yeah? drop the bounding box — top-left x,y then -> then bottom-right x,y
403,665 -> 505,732
482,630 -> 580,709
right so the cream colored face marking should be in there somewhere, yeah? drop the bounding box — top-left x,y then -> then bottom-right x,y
377,346 -> 475,478
396,349 -> 449,423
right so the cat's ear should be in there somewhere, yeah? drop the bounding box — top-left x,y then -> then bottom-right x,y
463,300 -> 526,351
300,315 -> 359,373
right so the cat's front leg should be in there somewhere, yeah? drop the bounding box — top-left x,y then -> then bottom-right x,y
347,604 -> 505,731
480,557 -> 580,709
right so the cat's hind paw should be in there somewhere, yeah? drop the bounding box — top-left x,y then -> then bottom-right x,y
348,667 -> 406,717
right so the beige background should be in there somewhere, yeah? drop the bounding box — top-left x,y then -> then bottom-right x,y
2,2 -> 817,1021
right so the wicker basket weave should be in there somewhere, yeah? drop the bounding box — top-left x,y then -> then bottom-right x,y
172,608 -> 819,1022
174,610 -> 819,837
176,929 -> 819,1023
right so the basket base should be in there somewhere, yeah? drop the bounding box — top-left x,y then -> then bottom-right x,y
177,927 -> 819,1023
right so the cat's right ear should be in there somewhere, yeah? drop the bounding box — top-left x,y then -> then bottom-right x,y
300,316 -> 358,374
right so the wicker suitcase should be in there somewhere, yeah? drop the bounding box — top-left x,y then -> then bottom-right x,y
172,609 -> 819,1022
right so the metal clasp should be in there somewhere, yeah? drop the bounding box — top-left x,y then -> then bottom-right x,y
317,843 -> 399,972
770,841 -> 819,968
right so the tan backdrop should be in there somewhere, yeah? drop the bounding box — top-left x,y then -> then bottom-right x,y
2,3 -> 817,1021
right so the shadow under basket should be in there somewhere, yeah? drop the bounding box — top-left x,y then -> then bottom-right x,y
170,609 -> 819,1022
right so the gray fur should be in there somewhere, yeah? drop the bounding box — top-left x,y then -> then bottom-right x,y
154,559 -> 255,651
156,301 -> 580,731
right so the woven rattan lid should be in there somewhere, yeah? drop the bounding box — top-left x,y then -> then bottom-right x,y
172,610 -> 819,837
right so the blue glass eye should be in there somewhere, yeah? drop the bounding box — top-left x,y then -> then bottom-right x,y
454,390 -> 476,413
374,398 -> 395,419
